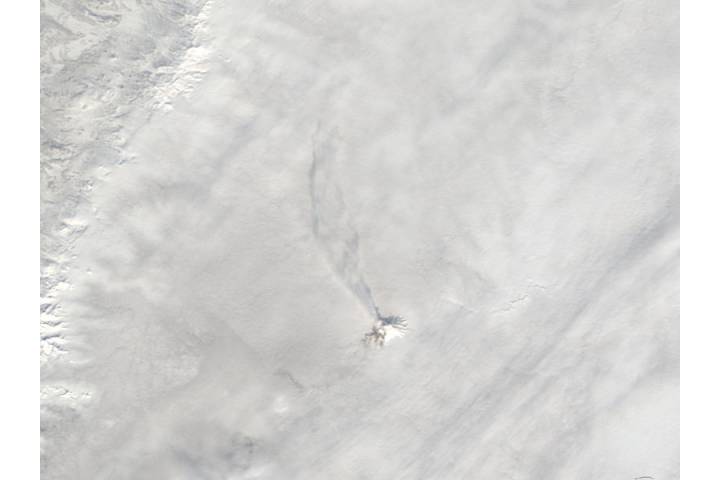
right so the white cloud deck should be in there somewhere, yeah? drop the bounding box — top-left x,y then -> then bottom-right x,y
41,1 -> 679,478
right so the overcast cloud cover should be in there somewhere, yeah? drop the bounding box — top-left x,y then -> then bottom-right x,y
40,0 -> 678,478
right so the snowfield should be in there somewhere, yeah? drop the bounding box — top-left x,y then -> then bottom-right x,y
41,0 -> 678,479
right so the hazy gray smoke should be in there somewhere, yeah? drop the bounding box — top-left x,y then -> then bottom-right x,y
309,127 -> 380,320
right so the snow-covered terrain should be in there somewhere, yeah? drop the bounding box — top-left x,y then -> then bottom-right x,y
40,0 -> 678,478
